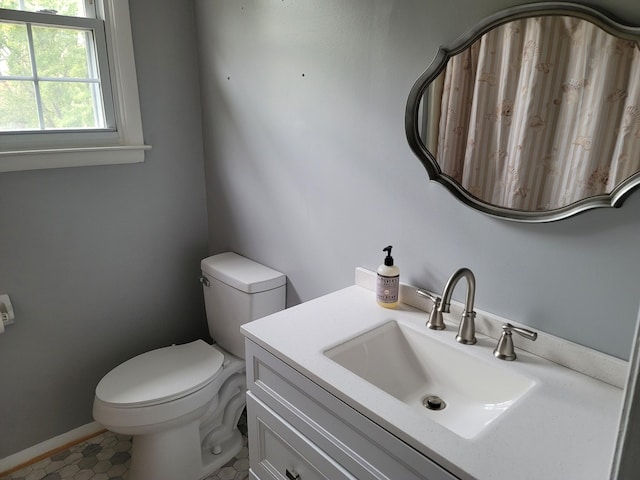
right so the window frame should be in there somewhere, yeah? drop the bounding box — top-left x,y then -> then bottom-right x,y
0,0 -> 150,172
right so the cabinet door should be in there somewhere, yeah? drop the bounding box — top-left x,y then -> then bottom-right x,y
247,392 -> 357,480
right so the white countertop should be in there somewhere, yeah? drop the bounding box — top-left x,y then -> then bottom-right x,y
241,284 -> 624,480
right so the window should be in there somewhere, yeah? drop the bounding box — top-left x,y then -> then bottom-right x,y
0,0 -> 149,172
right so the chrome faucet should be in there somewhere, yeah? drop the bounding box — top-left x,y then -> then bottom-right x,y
416,267 -> 477,344
442,268 -> 477,345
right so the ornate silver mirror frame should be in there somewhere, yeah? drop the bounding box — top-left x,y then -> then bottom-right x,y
405,2 -> 640,222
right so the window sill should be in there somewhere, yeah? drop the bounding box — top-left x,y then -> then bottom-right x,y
0,144 -> 151,173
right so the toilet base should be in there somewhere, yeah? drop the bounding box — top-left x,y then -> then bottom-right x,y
201,428 -> 244,477
122,349 -> 248,480
128,421 -> 244,480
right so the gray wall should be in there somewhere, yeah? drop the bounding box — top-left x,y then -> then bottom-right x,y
2,0 -> 639,464
195,0 -> 640,361
0,0 -> 209,459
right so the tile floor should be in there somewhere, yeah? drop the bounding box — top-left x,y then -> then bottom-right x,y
1,415 -> 249,480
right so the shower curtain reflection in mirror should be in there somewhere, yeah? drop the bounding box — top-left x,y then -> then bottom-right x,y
428,16 -> 640,211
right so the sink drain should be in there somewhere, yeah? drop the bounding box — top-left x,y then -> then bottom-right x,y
422,395 -> 446,411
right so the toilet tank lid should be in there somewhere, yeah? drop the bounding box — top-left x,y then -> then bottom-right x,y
201,252 -> 286,293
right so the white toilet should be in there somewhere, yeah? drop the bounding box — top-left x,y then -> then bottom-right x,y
93,252 -> 286,480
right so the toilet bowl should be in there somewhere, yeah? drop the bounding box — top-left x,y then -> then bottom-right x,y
93,253 -> 286,480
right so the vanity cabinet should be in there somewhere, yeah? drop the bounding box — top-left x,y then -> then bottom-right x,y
245,339 -> 459,480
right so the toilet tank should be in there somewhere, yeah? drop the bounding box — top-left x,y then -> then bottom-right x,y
200,252 -> 286,359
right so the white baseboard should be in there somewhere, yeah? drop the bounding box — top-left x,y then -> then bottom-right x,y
0,421 -> 104,474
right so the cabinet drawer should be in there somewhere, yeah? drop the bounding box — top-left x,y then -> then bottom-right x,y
247,392 -> 356,480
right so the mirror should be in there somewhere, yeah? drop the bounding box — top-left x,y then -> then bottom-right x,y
406,3 -> 640,222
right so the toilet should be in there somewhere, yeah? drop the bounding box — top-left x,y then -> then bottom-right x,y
92,252 -> 286,480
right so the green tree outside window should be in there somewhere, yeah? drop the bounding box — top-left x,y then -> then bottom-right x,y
0,0 -> 103,131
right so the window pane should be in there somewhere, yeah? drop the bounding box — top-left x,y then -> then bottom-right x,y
0,1 -> 20,9
0,1 -> 93,18
0,79 -> 39,129
0,21 -> 33,77
40,80 -> 100,128
32,25 -> 94,78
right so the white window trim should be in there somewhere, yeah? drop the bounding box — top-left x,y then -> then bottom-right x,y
0,0 -> 151,173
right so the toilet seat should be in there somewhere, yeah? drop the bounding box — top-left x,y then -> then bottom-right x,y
95,340 -> 224,408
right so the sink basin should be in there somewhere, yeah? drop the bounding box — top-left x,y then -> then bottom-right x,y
324,320 -> 535,439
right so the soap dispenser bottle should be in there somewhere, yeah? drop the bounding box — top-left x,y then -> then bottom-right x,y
376,245 -> 400,308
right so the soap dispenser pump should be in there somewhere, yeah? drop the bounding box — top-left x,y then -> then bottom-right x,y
376,245 -> 400,308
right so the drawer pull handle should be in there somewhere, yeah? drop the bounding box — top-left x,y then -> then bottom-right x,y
286,469 -> 300,480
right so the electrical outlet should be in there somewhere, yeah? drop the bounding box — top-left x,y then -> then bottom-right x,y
0,294 -> 15,326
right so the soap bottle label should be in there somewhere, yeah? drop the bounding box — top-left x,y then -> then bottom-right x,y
376,274 -> 399,303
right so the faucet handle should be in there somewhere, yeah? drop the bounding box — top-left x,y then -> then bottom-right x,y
493,323 -> 537,361
504,323 -> 537,341
416,289 -> 439,305
416,289 -> 445,330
